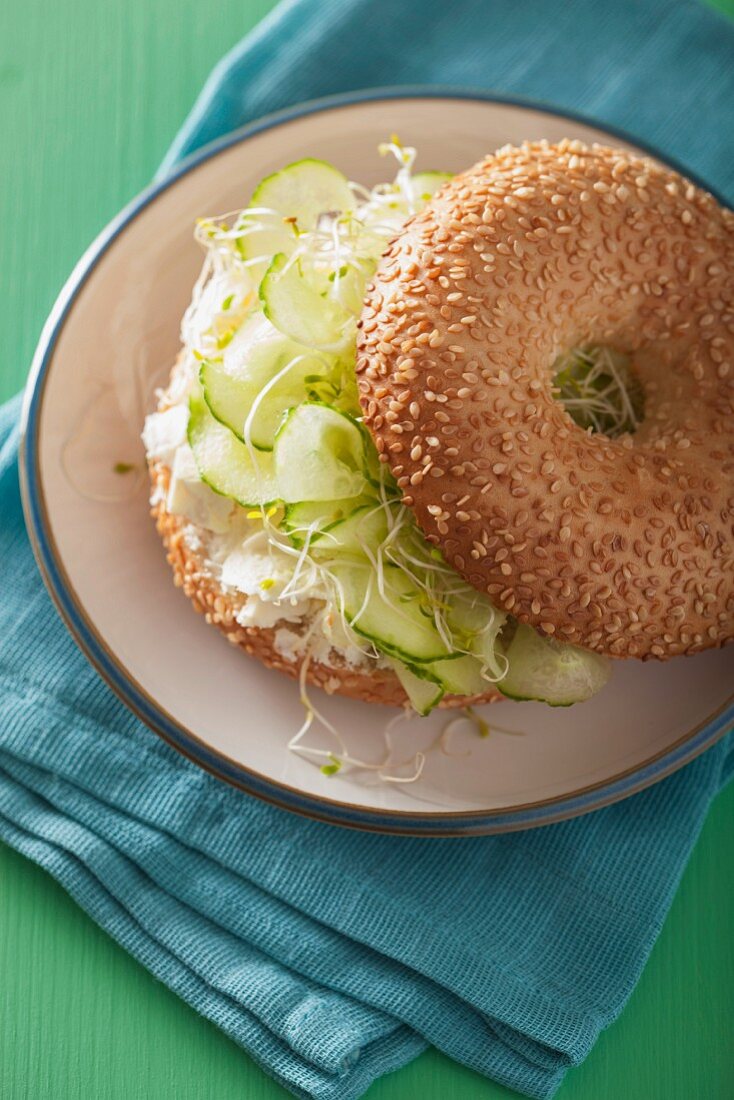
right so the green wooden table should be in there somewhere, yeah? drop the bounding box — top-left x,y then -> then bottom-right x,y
1,2 -> 733,1097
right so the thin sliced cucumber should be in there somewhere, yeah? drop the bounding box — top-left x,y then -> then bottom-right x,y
238,159 -> 354,281
389,659 -> 444,716
331,560 -> 453,663
447,588 -> 497,635
282,495 -> 378,548
411,171 -> 453,204
446,589 -> 507,676
201,361 -> 253,439
471,615 -> 508,678
260,253 -> 353,351
311,502 -> 390,557
330,363 -> 361,414
498,624 -> 611,706
325,260 -> 373,316
250,159 -> 353,236
221,311 -> 287,376
274,402 -> 368,503
425,654 -> 489,698
200,353 -> 327,451
187,390 -> 278,507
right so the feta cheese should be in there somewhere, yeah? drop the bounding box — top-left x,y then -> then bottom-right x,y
235,600 -> 304,630
141,405 -> 189,465
165,444 -> 233,533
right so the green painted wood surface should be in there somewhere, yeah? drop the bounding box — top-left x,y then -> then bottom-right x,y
1,1 -> 733,1096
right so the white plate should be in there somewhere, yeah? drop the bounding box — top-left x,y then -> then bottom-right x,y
20,89 -> 734,835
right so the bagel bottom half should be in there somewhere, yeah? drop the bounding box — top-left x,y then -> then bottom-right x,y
149,461 -> 501,710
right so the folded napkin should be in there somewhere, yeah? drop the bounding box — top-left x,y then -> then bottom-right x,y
3,1 -> 734,1096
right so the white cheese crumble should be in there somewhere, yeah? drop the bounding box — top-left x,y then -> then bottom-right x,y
273,619 -> 372,670
166,444 -> 233,534
141,405 -> 189,465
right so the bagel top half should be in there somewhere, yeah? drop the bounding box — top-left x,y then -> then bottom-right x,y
357,140 -> 734,660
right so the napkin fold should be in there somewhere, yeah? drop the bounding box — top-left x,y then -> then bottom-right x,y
3,1 -> 734,1097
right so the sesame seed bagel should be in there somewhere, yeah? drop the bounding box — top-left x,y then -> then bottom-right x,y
357,140 -> 734,660
149,454 -> 500,709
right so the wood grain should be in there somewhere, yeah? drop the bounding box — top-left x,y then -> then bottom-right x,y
1,0 -> 733,1097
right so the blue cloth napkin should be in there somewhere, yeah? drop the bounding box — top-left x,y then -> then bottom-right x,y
2,1 -> 734,1096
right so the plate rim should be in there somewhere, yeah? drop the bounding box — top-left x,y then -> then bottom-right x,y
19,85 -> 734,836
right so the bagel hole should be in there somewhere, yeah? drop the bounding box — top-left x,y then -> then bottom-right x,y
552,345 -> 644,437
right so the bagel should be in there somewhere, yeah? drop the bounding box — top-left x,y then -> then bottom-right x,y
357,140 -> 734,659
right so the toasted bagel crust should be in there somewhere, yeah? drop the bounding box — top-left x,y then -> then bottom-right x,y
357,140 -> 734,659
149,461 -> 500,709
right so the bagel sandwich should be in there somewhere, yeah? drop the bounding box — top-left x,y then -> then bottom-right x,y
143,139 -> 733,716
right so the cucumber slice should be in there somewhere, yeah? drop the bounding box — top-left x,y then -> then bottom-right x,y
187,390 -> 278,507
425,654 -> 489,697
447,589 -> 507,675
389,659 -> 444,716
447,589 -> 496,635
221,310 -> 287,375
200,353 -> 327,451
332,560 -> 453,663
282,495 -> 378,548
330,364 -> 361,415
260,253 -> 353,351
274,403 -> 368,503
393,652 -> 492,713
472,617 -> 508,678
239,159 -> 354,281
325,260 -> 373,316
498,624 -> 611,706
312,502 -> 390,557
201,361 -> 252,438
251,159 -> 352,223
411,171 -> 453,204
